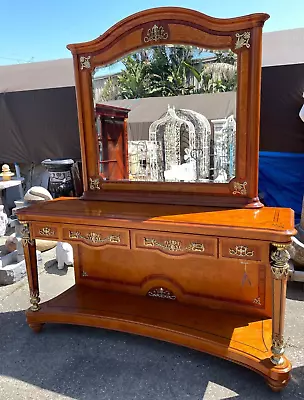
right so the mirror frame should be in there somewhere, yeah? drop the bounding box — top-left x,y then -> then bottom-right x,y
67,7 -> 269,208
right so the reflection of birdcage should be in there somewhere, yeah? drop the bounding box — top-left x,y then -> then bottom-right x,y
148,105 -> 211,182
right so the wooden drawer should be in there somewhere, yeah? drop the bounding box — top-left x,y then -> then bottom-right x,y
132,230 -> 217,257
32,223 -> 60,240
63,225 -> 130,248
219,238 -> 265,262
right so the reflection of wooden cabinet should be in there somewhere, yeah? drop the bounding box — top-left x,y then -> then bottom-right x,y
95,104 -> 130,180
17,7 -> 295,393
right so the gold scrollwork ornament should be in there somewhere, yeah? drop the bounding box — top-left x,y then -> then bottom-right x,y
270,243 -> 290,280
147,287 -> 176,300
229,245 -> 254,257
144,237 -> 204,253
69,231 -> 120,244
39,227 -> 55,236
235,31 -> 251,49
232,181 -> 247,195
89,178 -> 100,190
144,24 -> 168,43
80,56 -> 91,70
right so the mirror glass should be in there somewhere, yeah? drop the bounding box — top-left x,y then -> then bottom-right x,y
92,45 -> 237,183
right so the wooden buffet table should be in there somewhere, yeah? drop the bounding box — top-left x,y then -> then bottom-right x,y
17,198 -> 295,391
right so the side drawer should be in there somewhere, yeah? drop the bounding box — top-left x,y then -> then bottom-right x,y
32,223 -> 60,240
132,230 -> 217,257
62,225 -> 130,248
219,238 -> 267,262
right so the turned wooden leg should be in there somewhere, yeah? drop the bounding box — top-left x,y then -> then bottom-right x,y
22,223 -> 41,312
269,243 -> 290,366
29,323 -> 44,333
266,376 -> 290,392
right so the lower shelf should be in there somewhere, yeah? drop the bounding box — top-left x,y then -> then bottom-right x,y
26,284 -> 291,390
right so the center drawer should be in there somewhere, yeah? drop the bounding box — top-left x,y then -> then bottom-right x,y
62,225 -> 130,248
131,230 -> 217,257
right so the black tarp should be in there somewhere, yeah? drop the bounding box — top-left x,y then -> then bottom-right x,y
0,87 -> 80,163
0,62 -> 303,163
260,63 -> 304,152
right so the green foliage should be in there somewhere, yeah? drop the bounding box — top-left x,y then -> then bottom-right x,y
99,46 -> 238,100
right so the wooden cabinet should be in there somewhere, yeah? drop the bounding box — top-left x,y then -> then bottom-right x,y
16,7 -> 295,393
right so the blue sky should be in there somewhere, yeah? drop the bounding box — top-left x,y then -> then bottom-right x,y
0,0 -> 303,66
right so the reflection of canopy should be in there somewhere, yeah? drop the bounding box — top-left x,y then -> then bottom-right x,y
104,92 -> 236,141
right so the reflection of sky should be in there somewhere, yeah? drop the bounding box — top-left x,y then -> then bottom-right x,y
94,49 -> 217,78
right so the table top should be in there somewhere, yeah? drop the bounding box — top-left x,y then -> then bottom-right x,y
16,197 -> 296,242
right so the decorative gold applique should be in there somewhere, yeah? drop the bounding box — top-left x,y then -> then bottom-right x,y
144,238 -> 204,253
21,223 -> 34,246
229,245 -> 254,257
271,334 -> 286,366
147,287 -> 176,300
69,231 -> 120,244
144,24 -> 168,43
39,227 -> 55,236
253,297 -> 261,305
80,56 -> 91,69
232,181 -> 247,195
89,178 -> 100,190
235,31 -> 251,49
29,290 -> 40,312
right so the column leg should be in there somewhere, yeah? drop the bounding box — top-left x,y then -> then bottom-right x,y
269,243 -> 290,366
21,223 -> 40,312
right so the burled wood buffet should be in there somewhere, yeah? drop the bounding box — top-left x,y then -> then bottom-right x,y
17,7 -> 296,391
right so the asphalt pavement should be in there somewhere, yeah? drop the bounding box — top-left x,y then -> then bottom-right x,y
0,243 -> 304,400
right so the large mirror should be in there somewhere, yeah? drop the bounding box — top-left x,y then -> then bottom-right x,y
92,45 -> 237,184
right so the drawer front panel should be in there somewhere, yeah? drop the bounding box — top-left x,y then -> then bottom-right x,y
32,223 -> 60,240
132,230 -> 217,257
219,238 -> 266,262
63,225 -> 130,248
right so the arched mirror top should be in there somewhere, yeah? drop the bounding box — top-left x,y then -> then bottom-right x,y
67,7 -> 269,208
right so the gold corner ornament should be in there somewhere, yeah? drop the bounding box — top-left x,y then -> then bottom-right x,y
270,243 -> 290,280
235,31 -> 251,50
144,24 -> 169,43
232,181 -> 247,195
89,178 -> 100,190
253,297 -> 261,305
80,55 -> 91,70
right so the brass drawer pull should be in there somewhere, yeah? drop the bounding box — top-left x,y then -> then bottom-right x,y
144,237 -> 204,253
229,245 -> 254,257
39,227 -> 55,236
69,231 -> 120,244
